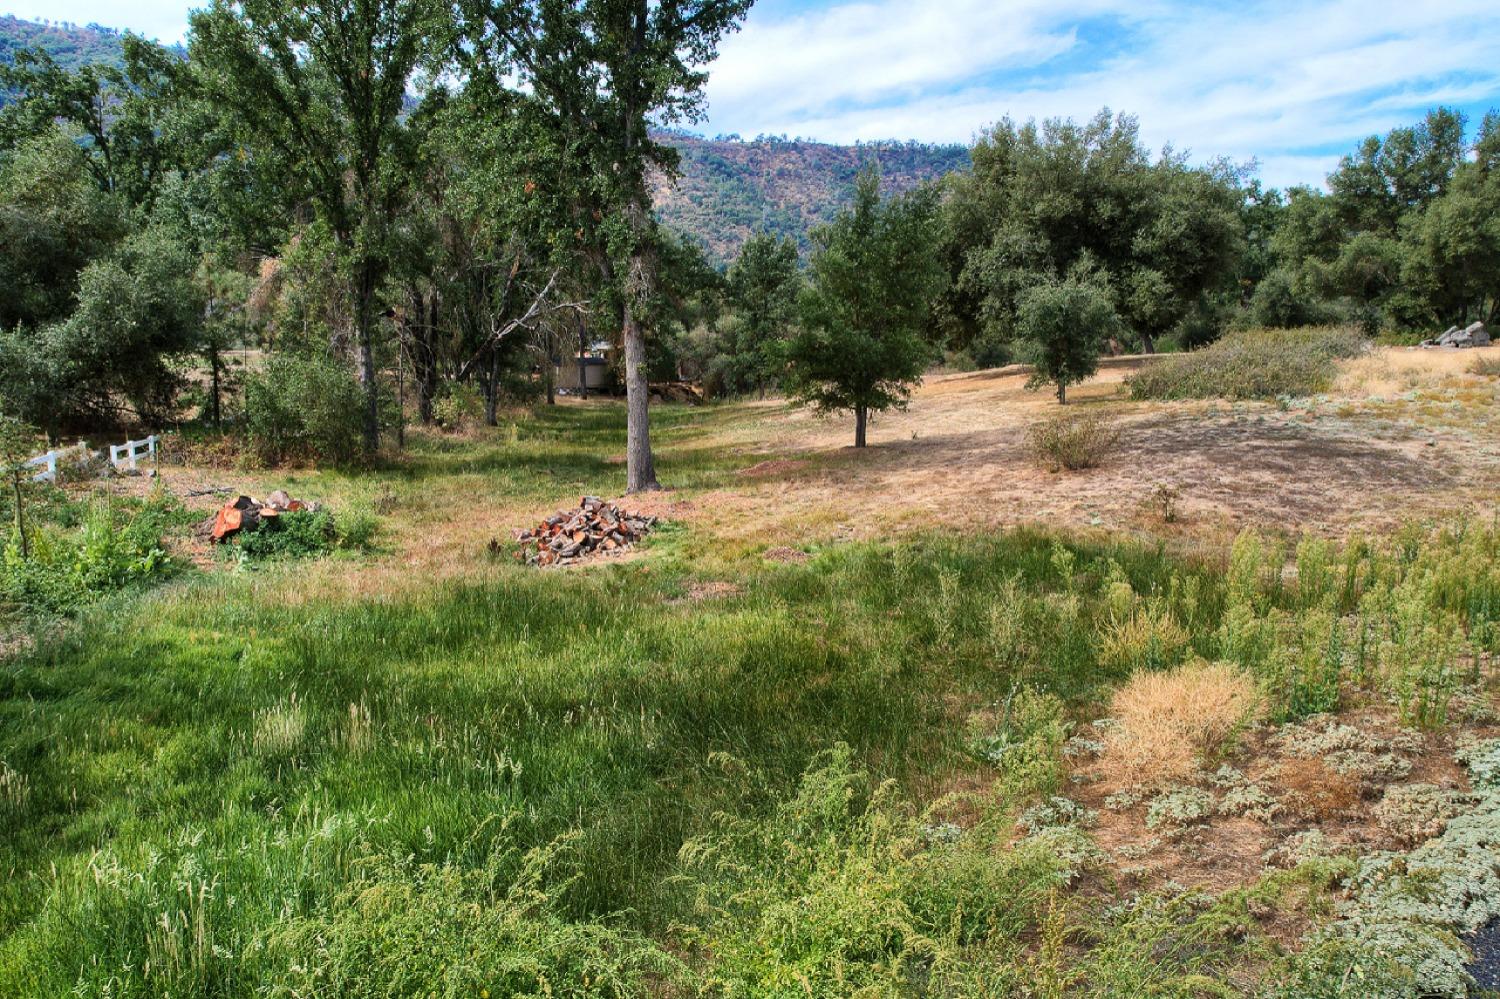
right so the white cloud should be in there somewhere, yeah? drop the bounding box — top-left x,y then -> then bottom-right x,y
701,0 -> 1500,187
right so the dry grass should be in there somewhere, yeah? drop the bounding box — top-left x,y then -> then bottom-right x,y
1099,660 -> 1259,790
1275,757 -> 1362,822
1332,346 -> 1492,396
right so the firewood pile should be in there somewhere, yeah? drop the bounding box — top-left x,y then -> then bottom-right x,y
195,490 -> 317,543
514,496 -> 656,566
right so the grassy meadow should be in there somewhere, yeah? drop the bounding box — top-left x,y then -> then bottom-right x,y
4,366 -> 1500,997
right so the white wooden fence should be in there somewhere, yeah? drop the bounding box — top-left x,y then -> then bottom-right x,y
25,442 -> 89,482
23,434 -> 157,482
109,435 -> 158,472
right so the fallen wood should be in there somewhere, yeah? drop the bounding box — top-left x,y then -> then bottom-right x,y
510,495 -> 657,567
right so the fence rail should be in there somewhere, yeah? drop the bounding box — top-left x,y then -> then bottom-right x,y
23,434 -> 158,482
109,435 -> 158,472
24,442 -> 89,483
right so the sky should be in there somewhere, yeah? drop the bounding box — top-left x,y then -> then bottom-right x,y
10,0 -> 1500,189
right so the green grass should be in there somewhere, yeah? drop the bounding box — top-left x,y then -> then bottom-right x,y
3,403 -> 1499,996
0,516 -> 1216,994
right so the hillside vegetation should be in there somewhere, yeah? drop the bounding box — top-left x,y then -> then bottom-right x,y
653,133 -> 969,261
0,16 -> 129,72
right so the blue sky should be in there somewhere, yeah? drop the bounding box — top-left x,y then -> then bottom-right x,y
10,0 -> 1500,188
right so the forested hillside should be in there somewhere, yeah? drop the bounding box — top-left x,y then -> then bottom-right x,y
0,16 -> 130,70
654,133 -> 969,261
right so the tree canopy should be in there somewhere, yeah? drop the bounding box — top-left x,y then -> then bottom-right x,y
783,167 -> 946,447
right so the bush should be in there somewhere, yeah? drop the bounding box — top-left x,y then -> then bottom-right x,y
1470,353 -> 1500,377
0,496 -> 178,613
1127,326 -> 1368,401
432,382 -> 485,431
231,509 -> 337,560
1024,411 -> 1120,471
243,354 -> 366,466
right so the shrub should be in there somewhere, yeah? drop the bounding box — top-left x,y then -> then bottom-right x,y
1470,353 -> 1500,377
1024,411 -> 1120,472
432,381 -> 485,431
1099,660 -> 1258,790
0,497 -> 177,613
1127,326 -> 1368,401
243,353 -> 366,466
231,509 -> 336,560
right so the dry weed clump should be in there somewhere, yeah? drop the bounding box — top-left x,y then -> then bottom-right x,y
1470,352 -> 1500,377
1024,411 -> 1120,472
1275,757 -> 1362,822
1098,660 -> 1259,790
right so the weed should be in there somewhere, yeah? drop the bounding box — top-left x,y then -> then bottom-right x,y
0,495 -> 178,613
1149,482 -> 1181,523
1098,660 -> 1258,790
1373,783 -> 1464,845
1470,353 -> 1500,377
1276,758 -> 1362,821
231,509 -> 337,560
1143,787 -> 1215,832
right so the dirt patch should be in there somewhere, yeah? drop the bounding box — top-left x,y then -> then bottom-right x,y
762,545 -> 811,563
1072,706 -> 1480,898
739,458 -> 809,478
667,580 -> 744,604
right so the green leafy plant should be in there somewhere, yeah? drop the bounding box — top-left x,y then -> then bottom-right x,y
231,509 -> 336,561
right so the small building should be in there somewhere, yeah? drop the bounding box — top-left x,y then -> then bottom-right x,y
555,338 -> 615,393
556,355 -> 610,391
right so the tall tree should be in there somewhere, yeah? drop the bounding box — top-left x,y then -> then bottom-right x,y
721,231 -> 801,395
940,111 -> 1244,356
188,0 -> 440,453
459,0 -> 753,492
783,168 -> 945,447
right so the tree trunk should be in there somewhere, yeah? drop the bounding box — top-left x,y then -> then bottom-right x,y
545,336 -> 556,406
209,348 -> 221,431
577,311 -> 589,401
413,290 -> 438,424
622,192 -> 660,493
485,347 -> 500,427
1057,382 -> 1067,405
623,308 -> 659,490
356,258 -> 380,454
12,470 -> 26,560
854,404 -> 868,448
